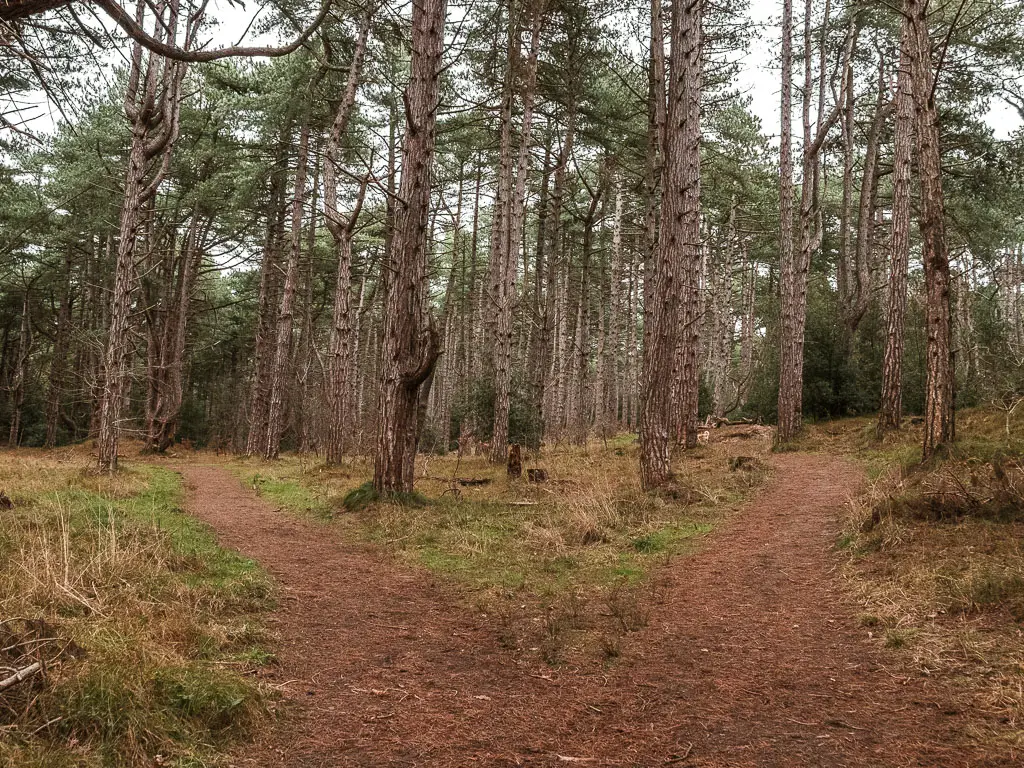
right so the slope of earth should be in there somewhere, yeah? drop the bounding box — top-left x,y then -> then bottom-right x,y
178,452 -> 1000,767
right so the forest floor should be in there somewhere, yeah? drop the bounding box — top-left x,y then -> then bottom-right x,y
172,428 -> 1016,767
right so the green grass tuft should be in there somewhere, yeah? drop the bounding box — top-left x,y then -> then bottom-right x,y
0,456 -> 274,768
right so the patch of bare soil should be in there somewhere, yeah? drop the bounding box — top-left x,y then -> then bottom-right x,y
179,454 -> 1005,767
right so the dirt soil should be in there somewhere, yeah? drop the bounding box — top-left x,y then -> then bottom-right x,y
179,453 -> 1004,767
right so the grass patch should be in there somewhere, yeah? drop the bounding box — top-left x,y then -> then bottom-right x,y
249,469 -> 333,519
230,430 -> 766,664
831,408 -> 1024,750
0,450 -> 274,767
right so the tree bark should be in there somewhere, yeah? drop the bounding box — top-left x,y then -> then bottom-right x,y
44,250 -> 73,448
640,0 -> 702,489
374,0 -> 446,493
264,124 -> 310,460
776,0 -> 798,443
322,15 -> 371,465
908,0 -> 955,459
878,18 -> 915,436
98,0 -> 192,471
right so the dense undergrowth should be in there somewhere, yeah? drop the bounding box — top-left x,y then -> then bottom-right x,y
0,450 -> 274,768
234,428 -> 771,662
827,409 -> 1024,749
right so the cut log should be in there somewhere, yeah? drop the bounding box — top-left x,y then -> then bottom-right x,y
507,443 -> 523,479
527,468 -> 548,483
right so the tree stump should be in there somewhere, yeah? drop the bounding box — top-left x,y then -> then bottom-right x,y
507,443 -> 523,479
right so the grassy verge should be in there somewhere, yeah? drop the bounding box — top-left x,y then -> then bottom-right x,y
0,450 -> 274,768
231,430 -> 770,663
827,409 -> 1024,749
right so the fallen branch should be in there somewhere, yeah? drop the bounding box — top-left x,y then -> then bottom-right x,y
0,661 -> 42,691
427,476 -> 492,487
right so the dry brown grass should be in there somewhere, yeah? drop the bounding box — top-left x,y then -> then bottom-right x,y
0,448 -> 273,768
834,409 -> 1024,750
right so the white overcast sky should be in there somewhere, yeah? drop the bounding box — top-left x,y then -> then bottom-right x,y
734,3 -> 1022,142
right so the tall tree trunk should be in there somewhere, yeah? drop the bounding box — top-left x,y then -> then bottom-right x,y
529,137 -> 552,423
464,161 -> 483,397
640,0 -> 702,488
247,139 -> 291,456
374,0 -> 446,493
98,0 -> 192,471
45,250 -> 74,448
676,5 -> 703,449
777,0 -> 849,443
738,243 -> 757,408
908,0 -> 954,458
145,213 -> 204,452
878,20 -> 915,436
297,147 -> 321,454
490,9 -> 541,464
597,172 -> 623,436
8,289 -> 31,447
643,0 -> 666,420
571,182 -> 602,443
776,0 -> 798,443
323,15 -> 371,465
540,112 -> 575,440
264,124 -> 310,460
708,203 -> 737,419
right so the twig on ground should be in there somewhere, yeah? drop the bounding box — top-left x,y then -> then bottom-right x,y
665,742 -> 694,763
0,661 -> 42,691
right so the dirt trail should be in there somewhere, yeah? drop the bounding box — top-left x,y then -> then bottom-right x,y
180,455 -> 993,768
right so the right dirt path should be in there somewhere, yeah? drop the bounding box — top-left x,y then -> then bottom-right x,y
572,452 -> 980,767
183,453 -> 995,768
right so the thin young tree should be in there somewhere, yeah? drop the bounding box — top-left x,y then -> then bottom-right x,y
489,2 -> 542,464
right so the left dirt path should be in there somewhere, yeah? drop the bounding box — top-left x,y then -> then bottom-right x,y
179,464 -> 552,767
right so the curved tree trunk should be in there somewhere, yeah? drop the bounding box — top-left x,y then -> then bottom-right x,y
374,0 -> 446,493
98,0 -> 192,471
